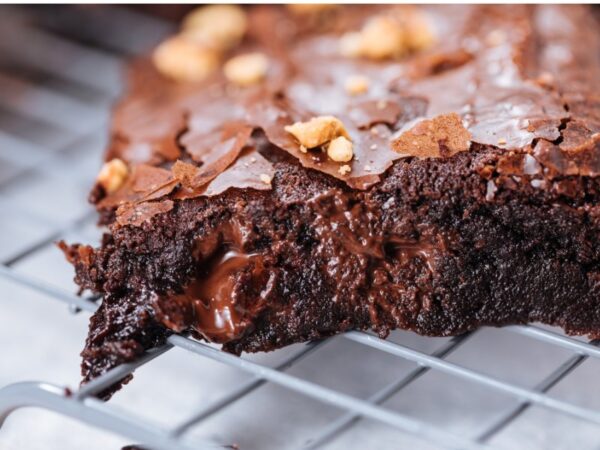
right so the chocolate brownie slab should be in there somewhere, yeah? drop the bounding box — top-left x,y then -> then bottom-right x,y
61,5 -> 600,396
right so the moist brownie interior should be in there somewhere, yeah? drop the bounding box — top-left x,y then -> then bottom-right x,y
61,5 -> 600,397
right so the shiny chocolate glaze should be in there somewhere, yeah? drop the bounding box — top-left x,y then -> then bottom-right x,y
100,5 -> 600,228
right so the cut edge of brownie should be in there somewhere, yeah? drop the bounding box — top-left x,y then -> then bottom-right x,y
61,143 -> 600,398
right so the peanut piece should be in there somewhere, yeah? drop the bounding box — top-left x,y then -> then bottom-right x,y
97,158 -> 128,193
338,164 -> 352,175
284,116 -> 350,149
224,52 -> 269,86
404,10 -> 436,51
259,173 -> 272,185
327,136 -> 354,162
340,16 -> 406,60
182,5 -> 247,50
344,75 -> 370,95
360,16 -> 406,59
485,29 -> 507,47
339,32 -> 364,58
340,9 -> 436,60
152,36 -> 219,82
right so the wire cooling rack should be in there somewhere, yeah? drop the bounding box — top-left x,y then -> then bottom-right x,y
1,5 -> 600,450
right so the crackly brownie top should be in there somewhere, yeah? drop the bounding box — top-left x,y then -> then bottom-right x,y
94,5 -> 600,227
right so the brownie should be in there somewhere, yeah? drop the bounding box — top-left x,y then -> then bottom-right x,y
61,5 -> 600,397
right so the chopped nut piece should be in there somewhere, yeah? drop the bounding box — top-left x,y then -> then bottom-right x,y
152,36 -> 219,82
485,29 -> 507,47
404,9 -> 436,51
360,16 -> 406,59
284,116 -> 350,149
340,16 -> 406,60
338,164 -> 352,175
392,112 -> 472,158
535,71 -> 555,88
497,138 -> 507,145
344,75 -> 370,95
340,10 -> 435,60
327,136 -> 354,162
259,173 -> 272,185
224,52 -> 269,86
97,158 -> 128,193
376,100 -> 387,110
182,5 -> 247,50
299,145 -> 308,153
339,32 -> 364,58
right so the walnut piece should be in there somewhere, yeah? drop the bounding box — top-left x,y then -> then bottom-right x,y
97,158 -> 128,193
181,5 -> 247,51
224,52 -> 269,86
391,113 -> 472,158
152,36 -> 219,82
284,116 -> 351,149
327,136 -> 354,162
344,75 -> 370,95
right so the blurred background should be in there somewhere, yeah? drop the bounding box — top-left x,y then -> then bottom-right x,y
2,5 -> 600,450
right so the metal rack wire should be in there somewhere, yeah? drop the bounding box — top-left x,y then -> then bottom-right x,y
1,5 -> 600,450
